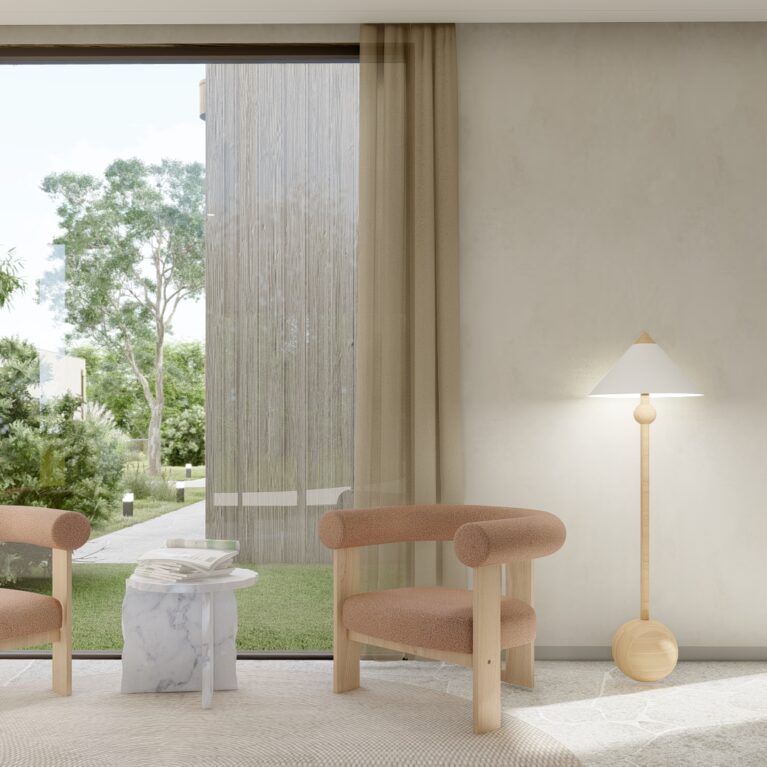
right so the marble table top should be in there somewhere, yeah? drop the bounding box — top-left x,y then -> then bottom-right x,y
126,567 -> 258,594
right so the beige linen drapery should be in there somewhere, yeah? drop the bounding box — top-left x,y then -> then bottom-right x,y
354,23 -> 465,591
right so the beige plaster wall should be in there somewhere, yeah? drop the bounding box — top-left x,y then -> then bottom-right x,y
4,19 -> 765,653
457,23 -> 767,652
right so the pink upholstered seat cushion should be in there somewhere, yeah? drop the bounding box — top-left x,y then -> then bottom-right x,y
342,587 -> 535,655
0,589 -> 62,643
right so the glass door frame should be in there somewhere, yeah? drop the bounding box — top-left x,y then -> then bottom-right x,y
0,41 -> 359,661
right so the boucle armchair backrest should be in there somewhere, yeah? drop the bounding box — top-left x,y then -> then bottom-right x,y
319,505 -> 565,566
0,506 -> 91,551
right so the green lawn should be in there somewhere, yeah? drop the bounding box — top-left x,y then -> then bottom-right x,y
14,562 -> 332,651
124,461 -> 206,482
90,488 -> 206,536
163,464 -> 205,481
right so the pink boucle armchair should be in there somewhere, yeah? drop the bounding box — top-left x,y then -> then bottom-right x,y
0,506 -> 91,695
319,504 -> 566,733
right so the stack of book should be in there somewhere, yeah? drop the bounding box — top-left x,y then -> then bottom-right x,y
134,539 -> 240,583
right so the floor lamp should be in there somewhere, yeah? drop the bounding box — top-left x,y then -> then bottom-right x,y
590,332 -> 702,682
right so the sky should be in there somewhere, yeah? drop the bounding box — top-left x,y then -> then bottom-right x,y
0,63 -> 206,353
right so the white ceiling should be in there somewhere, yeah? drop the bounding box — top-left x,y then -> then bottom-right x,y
3,0 -> 767,26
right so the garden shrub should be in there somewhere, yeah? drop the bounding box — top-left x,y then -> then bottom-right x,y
122,464 -> 175,502
0,392 -> 126,521
162,404 -> 205,466
0,338 -> 126,584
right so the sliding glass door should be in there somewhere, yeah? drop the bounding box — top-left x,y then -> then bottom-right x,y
0,53 -> 358,653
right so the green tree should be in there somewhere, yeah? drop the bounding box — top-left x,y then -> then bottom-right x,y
0,337 -> 38,434
68,343 -> 151,438
42,159 -> 205,474
164,341 -> 205,414
0,249 -> 24,309
69,340 -> 204,442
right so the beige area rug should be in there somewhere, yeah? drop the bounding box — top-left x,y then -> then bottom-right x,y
0,668 -> 581,766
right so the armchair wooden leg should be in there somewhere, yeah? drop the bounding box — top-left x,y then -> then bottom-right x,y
503,643 -> 534,689
472,564 -> 502,733
51,549 -> 72,696
503,560 -> 534,689
333,548 -> 360,693
334,630 -> 361,693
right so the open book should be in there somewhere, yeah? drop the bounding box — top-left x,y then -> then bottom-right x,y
134,544 -> 238,583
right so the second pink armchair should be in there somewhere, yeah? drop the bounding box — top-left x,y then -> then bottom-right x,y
319,504 -> 566,733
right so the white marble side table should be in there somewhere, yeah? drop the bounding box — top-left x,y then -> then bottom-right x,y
121,568 -> 257,708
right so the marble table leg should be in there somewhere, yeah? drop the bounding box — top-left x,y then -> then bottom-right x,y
121,588 -> 238,696
201,592 -> 214,709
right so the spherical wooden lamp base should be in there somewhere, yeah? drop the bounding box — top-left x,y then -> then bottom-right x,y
612,619 -> 678,682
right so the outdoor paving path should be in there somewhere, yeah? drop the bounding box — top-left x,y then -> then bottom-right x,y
74,500 -> 205,564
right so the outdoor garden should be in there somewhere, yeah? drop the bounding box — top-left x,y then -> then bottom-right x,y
0,159 -> 208,552
0,158 -> 333,651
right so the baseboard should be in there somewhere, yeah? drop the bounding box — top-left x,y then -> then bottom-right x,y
2,647 -> 764,662
0,650 -> 334,661
677,647 -> 767,661
536,646 -> 767,662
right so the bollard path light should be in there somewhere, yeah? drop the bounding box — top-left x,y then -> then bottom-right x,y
123,492 -> 134,517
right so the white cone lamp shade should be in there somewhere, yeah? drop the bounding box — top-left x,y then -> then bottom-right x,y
589,333 -> 702,398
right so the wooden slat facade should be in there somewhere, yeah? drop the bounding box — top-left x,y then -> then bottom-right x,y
205,63 -> 358,564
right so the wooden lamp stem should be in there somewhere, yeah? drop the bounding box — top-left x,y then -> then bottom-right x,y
635,393 -> 655,621
613,392 -> 679,683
